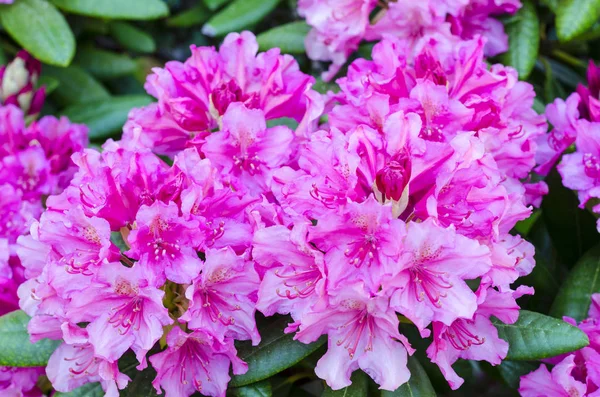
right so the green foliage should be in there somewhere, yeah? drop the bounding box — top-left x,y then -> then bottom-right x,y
493,310 -> 589,360
381,356 -> 436,397
202,0 -> 282,37
322,371 -> 369,396
0,310 -> 60,367
502,0 -> 539,78
257,21 -> 310,54
50,0 -> 169,20
556,0 -> 600,41
0,0 -> 74,66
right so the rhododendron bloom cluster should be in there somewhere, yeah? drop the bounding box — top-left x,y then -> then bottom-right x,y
520,294 -> 600,396
298,0 -> 522,80
19,31 -> 543,396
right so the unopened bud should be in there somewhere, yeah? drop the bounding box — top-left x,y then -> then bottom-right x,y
375,150 -> 412,202
0,50 -> 45,115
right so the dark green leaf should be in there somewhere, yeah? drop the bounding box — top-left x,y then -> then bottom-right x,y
382,356 -> 435,397
75,47 -> 137,80
203,0 -> 231,11
1,0 -> 75,67
51,0 -> 169,20
256,21 -> 310,54
322,371 -> 368,397
541,168 -> 600,267
54,382 -> 104,397
62,95 -> 153,140
229,316 -> 327,387
551,243 -> 600,321
120,363 -> 159,396
497,361 -> 538,389
43,65 -> 110,107
109,22 -> 156,54
0,310 -> 60,367
501,0 -> 539,79
110,231 -> 129,252
493,310 -> 589,360
556,0 -> 600,42
166,3 -> 211,27
266,117 -> 299,130
202,0 -> 281,37
232,380 -> 272,397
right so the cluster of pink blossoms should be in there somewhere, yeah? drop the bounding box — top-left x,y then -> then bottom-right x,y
536,62 -> 600,231
520,294 -> 600,396
0,52 -> 88,397
298,0 -> 521,80
19,31 -> 544,396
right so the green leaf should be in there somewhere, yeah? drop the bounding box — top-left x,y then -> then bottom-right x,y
203,0 -> 231,11
322,371 -> 368,396
120,363 -> 159,396
202,0 -> 281,37
266,117 -> 299,130
229,316 -> 327,387
381,356 -> 435,397
501,0 -> 539,79
231,380 -> 272,397
62,95 -> 153,140
493,310 -> 589,360
50,0 -> 169,20
1,0 -> 75,67
551,244 -> 600,321
256,21 -> 310,54
75,47 -> 137,80
0,310 -> 60,367
43,65 -> 110,107
54,382 -> 104,397
166,3 -> 211,27
109,22 -> 156,54
556,0 -> 600,42
497,361 -> 538,389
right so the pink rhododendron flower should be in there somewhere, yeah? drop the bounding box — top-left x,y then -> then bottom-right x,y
299,0 -> 522,80
0,366 -> 44,397
0,50 -> 45,116
123,31 -> 321,156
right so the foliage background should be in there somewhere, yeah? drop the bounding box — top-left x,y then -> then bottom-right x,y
2,0 -> 600,395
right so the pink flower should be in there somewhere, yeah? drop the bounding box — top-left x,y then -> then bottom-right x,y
520,355 -> 587,397
127,201 -> 202,285
149,327 -> 247,397
47,341 -> 130,397
295,282 -> 412,391
202,103 -> 295,195
123,31 -> 319,156
0,367 -> 44,397
66,262 -> 172,368
389,219 -> 491,333
181,247 -> 260,345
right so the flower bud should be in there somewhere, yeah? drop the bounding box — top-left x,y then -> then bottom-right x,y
375,150 -> 412,202
0,50 -> 45,115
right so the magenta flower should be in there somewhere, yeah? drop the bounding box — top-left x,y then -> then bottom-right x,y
181,247 -> 260,345
149,327 -> 247,397
123,31 -> 319,156
389,219 -> 491,333
0,50 -> 45,116
66,262 -> 172,367
295,282 -> 412,391
0,366 -> 44,397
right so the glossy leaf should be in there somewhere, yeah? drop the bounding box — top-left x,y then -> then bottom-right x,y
551,243 -> 600,321
256,21 -> 310,54
53,382 -> 104,397
50,0 -> 169,20
37,75 -> 60,95
166,3 -> 211,28
62,95 -> 153,140
556,0 -> 600,42
229,316 -> 327,387
0,310 -> 60,367
110,22 -> 156,53
493,310 -> 589,360
322,371 -> 368,396
231,380 -> 272,397
43,65 -> 110,107
1,0 -> 75,67
382,356 -> 435,397
502,0 -> 539,79
202,0 -> 281,37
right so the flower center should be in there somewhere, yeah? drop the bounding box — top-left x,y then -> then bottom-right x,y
446,319 -> 485,350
